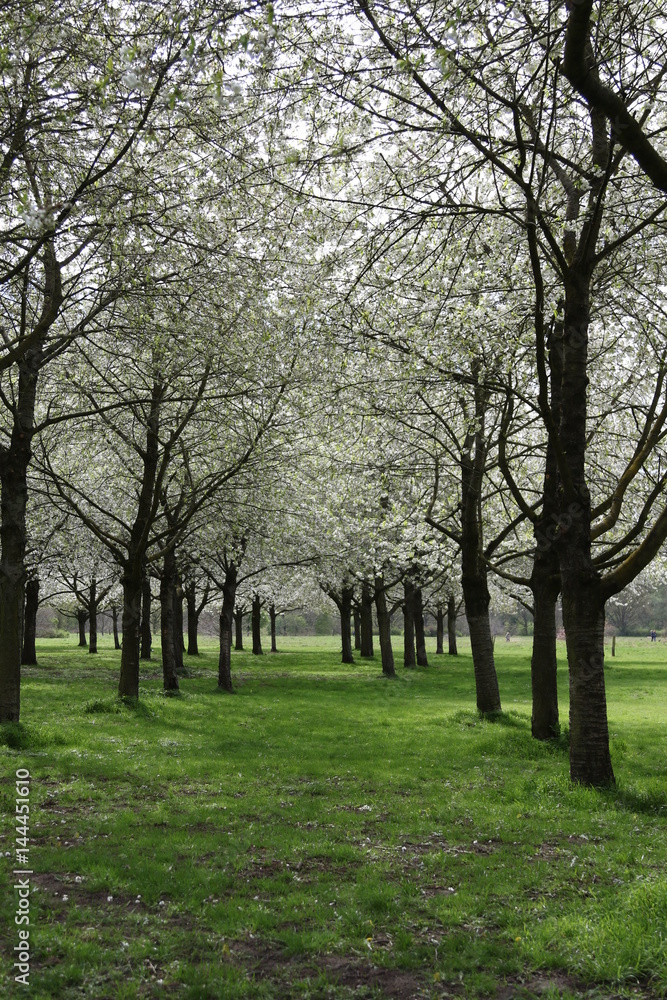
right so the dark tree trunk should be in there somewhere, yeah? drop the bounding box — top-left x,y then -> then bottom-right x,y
160,550 -> 179,692
218,564 -> 237,692
111,605 -> 121,650
360,580 -> 374,658
0,244 -> 59,723
374,576 -> 395,678
557,271 -> 614,785
251,595 -> 263,656
530,566 -> 560,739
234,609 -> 244,650
21,578 -> 39,666
185,584 -> 199,656
77,608 -> 88,648
403,578 -> 416,669
435,602 -> 444,655
140,574 -> 152,660
414,587 -> 428,666
460,375 -> 501,714
174,572 -> 185,674
119,566 -> 143,698
269,603 -> 278,653
88,577 -> 98,654
339,586 -> 354,664
447,594 -> 458,656
353,604 -> 361,650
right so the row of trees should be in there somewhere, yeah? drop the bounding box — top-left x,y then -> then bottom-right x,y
2,1 -> 667,788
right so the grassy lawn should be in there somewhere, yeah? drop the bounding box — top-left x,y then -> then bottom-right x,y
0,635 -> 665,999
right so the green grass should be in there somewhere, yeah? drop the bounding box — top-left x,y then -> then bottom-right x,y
0,634 -> 665,999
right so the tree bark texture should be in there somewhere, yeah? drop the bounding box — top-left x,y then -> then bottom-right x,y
218,564 -> 237,692
0,241 -> 60,722
269,604 -> 278,653
403,578 -> 416,668
414,587 -> 428,666
21,578 -> 39,666
374,576 -> 395,677
140,574 -> 152,660
251,595 -> 263,656
339,585 -> 354,664
111,605 -> 121,650
460,380 -> 501,713
77,608 -> 88,647
119,568 -> 142,698
234,609 -> 244,650
353,604 -> 361,650
173,572 -> 185,674
160,550 -> 179,692
557,271 -> 614,785
435,602 -> 444,655
447,594 -> 458,656
186,584 -> 199,656
360,580 -> 374,657
88,578 -> 98,654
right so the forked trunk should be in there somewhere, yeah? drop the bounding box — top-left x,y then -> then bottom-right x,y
21,578 -> 39,666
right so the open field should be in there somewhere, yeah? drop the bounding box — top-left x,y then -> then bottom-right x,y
1,636 -> 666,999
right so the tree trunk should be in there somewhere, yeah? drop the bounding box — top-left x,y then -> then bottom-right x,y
403,578 -> 416,668
186,584 -> 199,656
353,604 -> 361,650
460,375 -> 501,714
0,247 -> 58,723
557,272 -> 614,785
414,586 -> 428,666
21,578 -> 39,666
530,557 -> 560,739
88,577 -> 98,654
77,608 -> 88,648
111,605 -> 121,650
374,576 -> 395,678
447,594 -> 458,656
251,595 -> 263,656
360,580 -> 374,658
218,564 -> 237,692
119,567 -> 143,699
173,572 -> 185,675
339,585 -> 354,664
269,603 -> 278,653
140,574 -> 152,660
234,608 -> 244,650
435,602 -> 444,655
160,550 -> 179,692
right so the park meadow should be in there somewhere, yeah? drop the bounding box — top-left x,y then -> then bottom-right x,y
1,635 -> 665,1000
